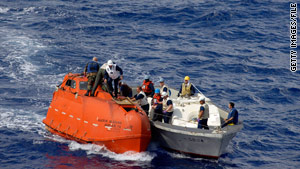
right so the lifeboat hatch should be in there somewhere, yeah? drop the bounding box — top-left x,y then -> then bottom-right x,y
122,106 -> 137,112
65,79 -> 76,89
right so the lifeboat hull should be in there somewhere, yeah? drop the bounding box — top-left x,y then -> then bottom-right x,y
43,73 -> 151,153
44,125 -> 150,153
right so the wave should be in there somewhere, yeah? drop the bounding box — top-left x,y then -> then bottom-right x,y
1,30 -> 44,77
0,107 -> 46,136
0,28 -> 67,91
42,134 -> 156,164
0,6 -> 9,13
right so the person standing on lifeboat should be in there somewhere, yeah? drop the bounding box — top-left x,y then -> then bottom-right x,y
131,86 -> 150,116
84,57 -> 100,96
104,60 -> 123,97
178,76 -> 196,97
142,75 -> 154,97
90,64 -> 108,97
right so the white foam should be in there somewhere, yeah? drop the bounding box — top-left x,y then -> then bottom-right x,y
33,140 -> 45,145
168,151 -> 218,162
0,7 -> 9,14
0,107 -> 46,136
2,34 -> 45,80
23,7 -> 36,14
45,134 -> 73,144
0,28 -> 66,90
168,151 -> 192,159
67,141 -> 155,162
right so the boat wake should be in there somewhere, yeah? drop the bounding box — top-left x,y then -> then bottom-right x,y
68,141 -> 155,162
42,132 -> 155,162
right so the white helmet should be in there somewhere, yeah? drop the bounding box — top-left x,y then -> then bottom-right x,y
158,77 -> 164,83
144,75 -> 150,80
107,60 -> 114,66
199,96 -> 205,102
162,92 -> 168,97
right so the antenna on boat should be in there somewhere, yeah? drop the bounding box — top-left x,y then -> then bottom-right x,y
191,83 -> 204,96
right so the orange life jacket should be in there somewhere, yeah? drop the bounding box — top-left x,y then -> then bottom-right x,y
142,80 -> 154,93
153,93 -> 161,104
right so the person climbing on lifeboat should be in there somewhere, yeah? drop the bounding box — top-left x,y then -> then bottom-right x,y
83,57 -> 100,96
104,60 -> 123,97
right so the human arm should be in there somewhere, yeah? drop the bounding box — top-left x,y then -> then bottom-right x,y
224,117 -> 234,123
131,93 -> 144,101
164,100 -> 173,113
116,66 -> 123,75
117,66 -> 123,80
150,83 -> 155,96
178,85 -> 182,97
157,98 -> 163,104
191,85 -> 196,96
224,109 -> 237,123
83,63 -> 88,76
163,87 -> 168,93
198,106 -> 204,119
151,98 -> 157,108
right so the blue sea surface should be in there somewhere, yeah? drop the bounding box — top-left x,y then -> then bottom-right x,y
0,0 -> 299,168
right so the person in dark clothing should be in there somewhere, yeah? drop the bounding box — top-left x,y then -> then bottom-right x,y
131,86 -> 149,116
161,92 -> 173,123
152,103 -> 163,122
197,97 -> 209,130
104,60 -> 123,97
142,75 -> 155,97
222,102 -> 239,128
151,89 -> 163,122
118,82 -> 132,97
84,57 -> 99,96
90,66 -> 109,97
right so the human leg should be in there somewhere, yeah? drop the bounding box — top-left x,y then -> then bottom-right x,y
107,78 -> 113,96
164,111 -> 173,124
113,78 -> 120,97
202,119 -> 209,130
197,120 -> 202,129
141,104 -> 149,116
85,75 -> 96,96
153,104 -> 162,122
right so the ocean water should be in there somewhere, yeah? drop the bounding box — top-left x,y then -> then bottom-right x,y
0,0 -> 299,168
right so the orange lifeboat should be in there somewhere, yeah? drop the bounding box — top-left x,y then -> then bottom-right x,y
43,73 -> 151,153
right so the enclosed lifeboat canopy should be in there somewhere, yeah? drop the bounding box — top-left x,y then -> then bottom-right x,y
43,73 -> 151,153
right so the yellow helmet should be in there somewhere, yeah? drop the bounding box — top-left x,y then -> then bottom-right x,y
184,76 -> 190,81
